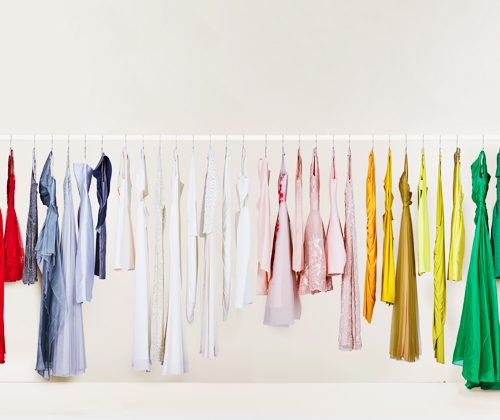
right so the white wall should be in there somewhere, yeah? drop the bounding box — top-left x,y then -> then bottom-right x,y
0,0 -> 498,384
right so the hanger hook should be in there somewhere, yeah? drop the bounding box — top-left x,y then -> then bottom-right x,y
191,135 -> 195,152
456,134 -> 459,148
482,134 -> 485,150
264,134 -> 268,158
101,135 -> 104,154
33,134 -> 36,150
439,134 -> 442,152
348,134 -> 351,152
405,134 -> 408,152
225,134 -> 228,153
315,134 -> 318,148
142,134 -> 145,150
281,134 -> 285,156
9,134 -> 12,150
209,134 -> 212,149
298,134 -> 301,151
51,134 -> 54,152
422,134 -> 424,149
388,134 -> 391,149
371,134 -> 374,149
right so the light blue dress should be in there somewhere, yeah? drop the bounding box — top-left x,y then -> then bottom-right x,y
35,152 -> 66,379
52,156 -> 86,376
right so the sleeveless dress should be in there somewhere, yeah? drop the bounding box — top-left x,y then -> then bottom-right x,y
448,148 -> 465,281
52,153 -> 86,377
186,150 -> 199,323
35,152 -> 67,379
74,163 -> 94,303
0,199 -> 4,363
299,147 -> 330,294
453,151 -> 500,389
23,149 -> 38,285
4,149 -> 24,282
257,158 -> 271,294
417,149 -> 430,275
491,150 -> 500,278
222,148 -> 232,320
264,156 -> 301,327
292,149 -> 304,276
381,148 -> 395,304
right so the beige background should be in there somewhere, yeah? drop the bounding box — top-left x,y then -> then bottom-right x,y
0,0 -> 499,385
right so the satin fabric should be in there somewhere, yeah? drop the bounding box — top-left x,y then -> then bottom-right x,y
491,150 -> 500,278
381,148 -> 395,304
257,157 -> 272,295
433,152 -> 446,364
417,149 -> 430,275
292,149 -> 304,275
390,153 -> 420,362
363,149 -> 377,323
453,151 -> 500,390
23,149 -> 39,285
448,148 -> 465,281
222,149 -> 232,320
163,153 -> 189,375
186,151 -> 199,323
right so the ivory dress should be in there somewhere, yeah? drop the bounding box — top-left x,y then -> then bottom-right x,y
163,153 -> 189,375
114,149 -> 135,271
292,149 -> 304,276
235,149 -> 252,308
257,157 -> 272,294
23,149 -> 38,285
74,162 -> 94,303
132,149 -> 150,371
200,148 -> 218,359
52,153 -> 86,377
299,147 -> 331,294
186,150 -> 199,323
264,156 -> 301,327
222,148 -> 232,319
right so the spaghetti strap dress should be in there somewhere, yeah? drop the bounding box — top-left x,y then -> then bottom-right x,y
23,149 -> 39,285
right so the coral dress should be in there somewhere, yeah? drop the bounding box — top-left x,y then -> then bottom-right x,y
299,147 -> 331,294
4,149 -> 24,282
264,156 -> 301,327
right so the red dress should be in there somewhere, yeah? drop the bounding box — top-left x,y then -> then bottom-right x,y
0,209 -> 5,363
4,150 -> 24,282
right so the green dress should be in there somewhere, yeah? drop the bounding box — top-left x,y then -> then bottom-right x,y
453,151 -> 500,390
492,150 -> 500,278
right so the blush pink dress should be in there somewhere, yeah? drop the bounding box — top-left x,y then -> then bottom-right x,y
299,147 -> 331,294
264,157 -> 301,327
257,157 -> 272,295
292,149 -> 304,276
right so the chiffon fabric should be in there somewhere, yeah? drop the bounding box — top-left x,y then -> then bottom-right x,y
200,148 -> 218,359
92,153 -> 112,279
74,162 -> 94,303
222,148 -> 232,320
114,149 -> 135,271
4,149 -> 24,282
292,148 -> 304,275
433,152 -> 446,364
381,148 -> 395,304
339,151 -> 361,351
132,149 -> 150,371
264,155 -> 301,327
326,151 -> 345,277
448,148 -> 465,281
35,152 -> 67,379
390,153 -> 420,362
235,148 -> 252,308
186,150 -> 199,323
453,151 -> 500,390
23,149 -> 38,285
491,150 -> 500,278
163,152 -> 189,375
257,157 -> 272,295
52,152 -> 86,377
299,147 -> 331,294
363,149 -> 377,323
417,148 -> 430,275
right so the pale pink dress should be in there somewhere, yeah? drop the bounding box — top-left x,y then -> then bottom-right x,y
257,157 -> 272,295
292,149 -> 304,275
299,148 -> 332,294
326,155 -> 346,276
264,157 -> 301,327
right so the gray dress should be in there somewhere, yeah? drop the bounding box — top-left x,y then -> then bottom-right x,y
35,152 -> 67,379
23,149 -> 38,285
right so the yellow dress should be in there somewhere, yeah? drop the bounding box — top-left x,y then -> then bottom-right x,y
447,148 -> 465,281
381,149 -> 395,304
433,152 -> 446,363
363,149 -> 377,322
418,148 -> 430,275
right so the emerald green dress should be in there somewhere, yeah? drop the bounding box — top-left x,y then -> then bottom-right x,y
453,151 -> 500,390
492,150 -> 500,278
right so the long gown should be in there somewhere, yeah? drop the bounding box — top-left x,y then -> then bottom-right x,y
264,156 -> 301,327
4,149 -> 24,282
257,157 -> 272,295
433,152 -> 446,364
300,147 -> 331,294
453,151 -> 500,390
23,149 -> 38,285
93,153 -> 112,279
417,148 -> 430,275
363,149 -> 377,323
35,152 -> 67,379
0,200 -> 4,363
132,148 -> 150,371
186,150 -> 199,323
491,150 -> 500,278
222,148 -> 231,320
163,153 -> 189,375
52,154 -> 86,377
74,163 -> 94,303
448,148 -> 465,281
381,148 -> 395,304
390,153 -> 420,362
200,147 -> 218,359
339,151 -> 361,351
293,148 -> 304,276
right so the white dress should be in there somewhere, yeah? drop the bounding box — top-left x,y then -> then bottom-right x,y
132,149 -> 151,371
150,145 -> 165,362
114,149 -> 135,271
200,148 -> 218,359
52,156 -> 86,377
222,148 -> 231,320
186,151 -> 198,323
73,162 -> 94,303
235,149 -> 252,308
163,153 -> 189,375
